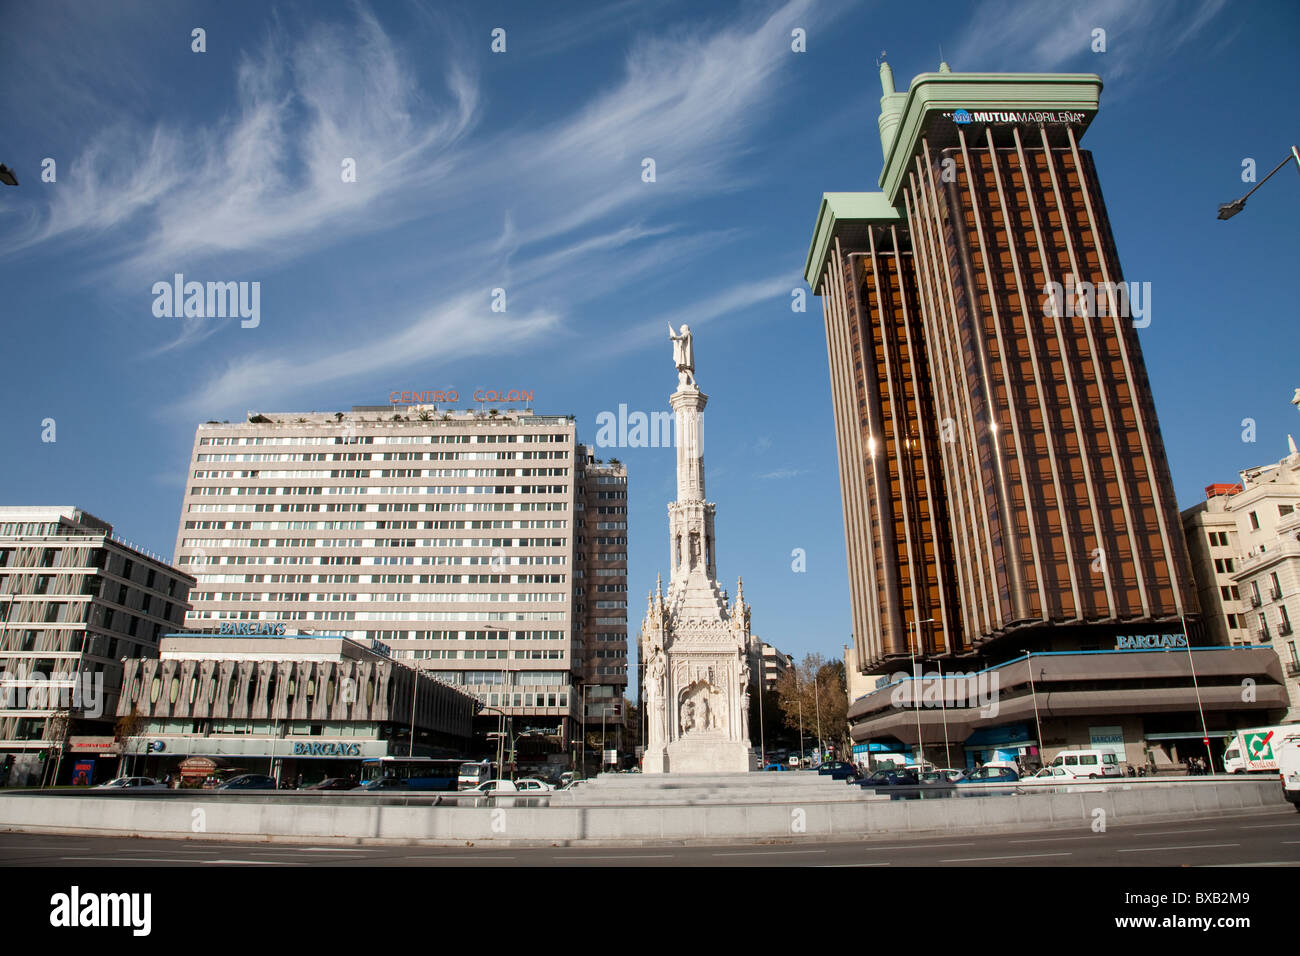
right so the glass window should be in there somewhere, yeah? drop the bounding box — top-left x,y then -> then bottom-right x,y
1080,754 -> 1098,765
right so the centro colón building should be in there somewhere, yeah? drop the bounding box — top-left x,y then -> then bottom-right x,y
174,405 -> 627,765
805,62 -> 1287,769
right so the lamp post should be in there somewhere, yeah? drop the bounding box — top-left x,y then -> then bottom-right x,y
908,619 -> 936,767
1179,614 -> 1215,774
790,655 -> 805,767
0,164 -> 18,187
937,658 -> 951,768
757,652 -> 767,768
813,667 -> 823,762
408,661 -> 420,758
1021,649 -> 1045,771
1217,146 -> 1300,220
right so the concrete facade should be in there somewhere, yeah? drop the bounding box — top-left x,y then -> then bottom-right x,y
0,507 -> 193,785
175,406 -> 627,756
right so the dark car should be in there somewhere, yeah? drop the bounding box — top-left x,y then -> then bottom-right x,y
358,776 -> 412,791
216,773 -> 278,790
762,763 -> 789,772
857,767 -> 919,788
815,761 -> 860,783
303,777 -> 357,791
959,766 -> 1020,784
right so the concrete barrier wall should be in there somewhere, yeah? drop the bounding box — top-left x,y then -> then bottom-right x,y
0,779 -> 1287,847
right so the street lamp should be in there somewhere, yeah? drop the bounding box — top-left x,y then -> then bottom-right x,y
1179,613 -> 1215,774
907,619 -> 936,768
1020,649 -> 1045,771
789,654 -> 806,767
0,164 -> 18,187
1217,146 -> 1300,219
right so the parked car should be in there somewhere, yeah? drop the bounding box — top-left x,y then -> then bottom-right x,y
216,773 -> 278,790
472,779 -> 520,794
1032,766 -> 1069,780
815,761 -> 860,783
959,766 -> 1020,784
857,767 -> 920,788
919,769 -> 966,784
763,763 -> 790,771
94,776 -> 167,791
358,776 -> 412,791
303,777 -> 357,791
513,778 -> 554,792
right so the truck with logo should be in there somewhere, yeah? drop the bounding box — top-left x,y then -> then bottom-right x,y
1222,724 -> 1299,774
1278,729 -> 1300,811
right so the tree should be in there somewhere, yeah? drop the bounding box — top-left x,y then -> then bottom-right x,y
774,654 -> 849,760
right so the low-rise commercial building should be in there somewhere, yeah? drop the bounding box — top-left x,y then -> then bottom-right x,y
116,631 -> 479,784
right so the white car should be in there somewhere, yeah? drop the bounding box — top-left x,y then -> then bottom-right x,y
94,776 -> 168,791
513,778 -> 554,792
471,779 -> 519,794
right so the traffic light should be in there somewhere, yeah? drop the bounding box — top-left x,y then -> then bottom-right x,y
38,750 -> 48,763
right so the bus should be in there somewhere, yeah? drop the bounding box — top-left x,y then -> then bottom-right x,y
359,757 -> 464,791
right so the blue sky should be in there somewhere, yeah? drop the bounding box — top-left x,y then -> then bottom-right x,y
1,0 -> 1298,676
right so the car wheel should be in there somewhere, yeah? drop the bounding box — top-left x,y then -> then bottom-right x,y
1089,773 -> 1099,779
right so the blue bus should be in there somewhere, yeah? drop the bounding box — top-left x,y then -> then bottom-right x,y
359,757 -> 465,791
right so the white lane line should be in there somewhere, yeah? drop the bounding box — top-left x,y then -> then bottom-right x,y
1129,828 -> 1219,837
290,847 -> 377,853
861,842 -> 977,851
203,859 -> 309,866
940,852 -> 1073,863
712,849 -> 827,857
551,858 -> 676,863
62,856 -> 198,863
821,862 -> 892,867
407,855 -> 517,861
1212,861 -> 1300,867
1238,822 -> 1300,830
1009,836 -> 1098,844
1117,843 -> 1240,853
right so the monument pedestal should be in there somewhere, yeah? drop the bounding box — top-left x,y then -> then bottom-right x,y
663,734 -> 758,774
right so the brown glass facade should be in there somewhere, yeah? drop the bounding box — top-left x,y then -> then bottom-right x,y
812,73 -> 1197,674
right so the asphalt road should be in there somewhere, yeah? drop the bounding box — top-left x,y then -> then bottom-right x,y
1,806 -> 1298,866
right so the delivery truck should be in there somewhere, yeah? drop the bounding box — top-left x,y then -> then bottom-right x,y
1278,729 -> 1300,812
1222,724 -> 1299,774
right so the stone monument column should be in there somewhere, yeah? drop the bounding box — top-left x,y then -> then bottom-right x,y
640,326 -> 758,774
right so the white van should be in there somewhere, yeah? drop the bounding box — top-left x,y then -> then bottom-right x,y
1278,731 -> 1300,812
1048,749 -> 1122,779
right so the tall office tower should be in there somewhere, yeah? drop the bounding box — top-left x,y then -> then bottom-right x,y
0,507 -> 193,783
175,406 -> 622,752
574,453 -> 628,750
804,62 -> 1196,673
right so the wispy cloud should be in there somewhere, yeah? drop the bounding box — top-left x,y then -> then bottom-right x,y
949,0 -> 1228,81
757,468 -> 808,480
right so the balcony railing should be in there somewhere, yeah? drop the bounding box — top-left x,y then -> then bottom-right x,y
1270,587 -> 1283,601
1249,593 -> 1262,608
1286,661 -> 1300,678
1281,621 -> 1294,637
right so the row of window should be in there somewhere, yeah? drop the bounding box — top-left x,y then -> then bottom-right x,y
194,468 -> 571,479
181,536 -> 569,550
199,433 -> 570,446
196,452 -> 570,462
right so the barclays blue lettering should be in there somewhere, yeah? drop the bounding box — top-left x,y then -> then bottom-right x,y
1115,634 -> 1187,650
291,742 -> 362,757
219,622 -> 286,636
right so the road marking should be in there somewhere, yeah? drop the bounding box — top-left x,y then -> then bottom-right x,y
1212,860 -> 1300,867
291,847 -> 377,852
861,842 -> 977,851
552,854 -> 675,860
62,856 -> 196,863
1117,843 -> 1240,853
1238,822 -> 1300,830
1008,835 -> 1098,844
1131,828 -> 1218,837
821,862 -> 892,867
940,852 -> 1073,863
406,855 -> 517,861
712,849 -> 827,857
203,859 -> 309,865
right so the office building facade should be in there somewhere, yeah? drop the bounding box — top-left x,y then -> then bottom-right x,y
0,507 -> 193,785
175,406 -> 627,757
801,62 -> 1283,768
